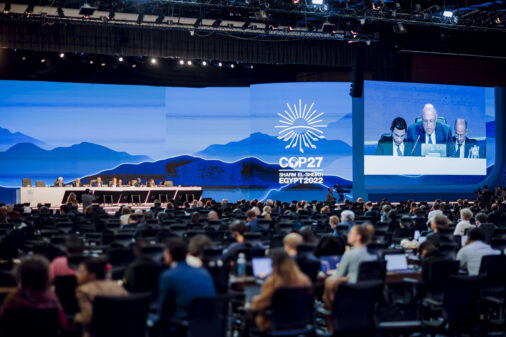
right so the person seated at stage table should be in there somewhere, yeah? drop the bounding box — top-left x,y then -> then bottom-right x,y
147,178 -> 156,187
451,118 -> 480,158
91,177 -> 103,187
54,176 -> 64,187
251,249 -> 311,332
117,178 -> 123,187
72,177 -> 83,187
109,177 -> 119,187
134,177 -> 143,187
406,103 -> 454,157
375,117 -> 413,156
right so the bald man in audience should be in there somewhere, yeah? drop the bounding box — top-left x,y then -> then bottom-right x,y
451,118 -> 479,158
283,233 -> 304,257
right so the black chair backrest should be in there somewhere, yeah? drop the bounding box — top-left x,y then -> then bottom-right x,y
357,260 -> 386,282
479,254 -> 506,289
54,275 -> 79,314
426,259 -> 459,297
443,275 -> 482,327
271,287 -> 314,333
0,271 -> 16,287
0,307 -> 62,337
331,280 -> 383,334
480,223 -> 496,244
90,293 -> 151,337
186,296 -> 229,337
127,263 -> 161,296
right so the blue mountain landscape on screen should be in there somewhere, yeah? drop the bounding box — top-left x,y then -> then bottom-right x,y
0,142 -> 150,187
0,126 -> 49,151
195,132 -> 352,164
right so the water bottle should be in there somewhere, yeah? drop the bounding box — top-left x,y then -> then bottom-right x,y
414,230 -> 421,241
237,253 -> 246,277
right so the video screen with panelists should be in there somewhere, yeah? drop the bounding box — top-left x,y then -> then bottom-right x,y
364,81 -> 496,185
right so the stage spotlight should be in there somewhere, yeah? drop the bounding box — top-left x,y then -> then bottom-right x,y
202,60 -> 207,66
89,60 -> 94,64
250,65 -> 254,69
187,60 -> 192,65
155,14 -> 164,24
230,63 -> 235,69
101,62 -> 106,67
179,59 -> 185,65
118,57 -> 124,62
79,3 -> 95,16
132,64 -> 136,68
137,13 -> 144,24
151,58 -> 157,64
218,62 -> 223,67
443,11 -> 453,18
40,58 -> 46,63
57,6 -> 64,17
59,53 -> 65,58
312,0 -> 323,4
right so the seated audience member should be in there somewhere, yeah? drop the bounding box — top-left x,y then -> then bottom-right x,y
74,258 -> 128,334
375,117 -> 412,156
54,176 -> 65,187
425,214 -> 452,248
66,192 -> 79,208
222,221 -> 250,262
453,208 -> 474,236
393,216 -> 415,239
186,235 -> 213,268
0,256 -> 68,330
380,204 -> 392,223
329,215 -> 340,235
246,210 -> 261,232
251,249 -> 311,332
457,228 -> 500,276
190,212 -> 201,226
207,210 -> 219,222
261,206 -> 272,220
323,225 -> 376,309
474,212 -> 489,227
120,206 -> 132,225
72,178 -> 83,187
283,233 -> 304,258
49,235 -> 84,281
123,214 -> 140,229
363,201 -> 378,222
418,241 -> 452,283
426,203 -> 443,226
339,210 -> 355,230
158,238 -> 215,322
299,225 -> 317,244
123,239 -> 159,291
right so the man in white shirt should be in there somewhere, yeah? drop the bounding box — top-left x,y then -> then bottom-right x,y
457,228 -> 500,275
454,207 -> 474,236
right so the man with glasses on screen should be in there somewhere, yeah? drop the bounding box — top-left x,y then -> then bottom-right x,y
451,118 -> 480,158
375,117 -> 412,156
406,103 -> 454,156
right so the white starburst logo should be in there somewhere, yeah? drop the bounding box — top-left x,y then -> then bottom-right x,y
275,99 -> 327,153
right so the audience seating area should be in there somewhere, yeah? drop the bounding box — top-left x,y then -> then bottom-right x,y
0,194 -> 505,337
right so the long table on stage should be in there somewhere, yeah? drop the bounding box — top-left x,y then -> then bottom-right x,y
19,186 -> 203,207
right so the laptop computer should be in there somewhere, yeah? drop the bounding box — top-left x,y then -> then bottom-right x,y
421,143 -> 447,157
320,255 -> 342,274
384,253 -> 410,272
252,257 -> 272,279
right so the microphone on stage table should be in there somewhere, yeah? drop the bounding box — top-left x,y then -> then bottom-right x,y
411,135 -> 420,156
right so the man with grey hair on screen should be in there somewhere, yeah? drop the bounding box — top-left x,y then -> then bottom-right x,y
451,118 -> 480,158
406,103 -> 454,156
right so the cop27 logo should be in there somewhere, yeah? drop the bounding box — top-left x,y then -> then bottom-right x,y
275,99 -> 327,154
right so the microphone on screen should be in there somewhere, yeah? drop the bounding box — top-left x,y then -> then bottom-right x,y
411,135 -> 420,156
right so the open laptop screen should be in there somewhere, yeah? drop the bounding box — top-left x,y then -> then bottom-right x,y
384,254 -> 409,272
252,257 -> 272,278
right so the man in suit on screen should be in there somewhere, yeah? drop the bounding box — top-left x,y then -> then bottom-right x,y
451,118 -> 481,158
375,117 -> 412,156
406,103 -> 454,157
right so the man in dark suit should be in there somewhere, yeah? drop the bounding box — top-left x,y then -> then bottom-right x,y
376,117 -> 412,156
406,104 -> 454,157
72,178 -> 83,187
451,118 -> 480,158
54,177 -> 64,187
91,177 -> 103,187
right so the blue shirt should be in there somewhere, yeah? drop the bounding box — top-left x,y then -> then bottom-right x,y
158,262 -> 216,318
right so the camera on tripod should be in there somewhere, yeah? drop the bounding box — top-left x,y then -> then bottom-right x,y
333,184 -> 352,202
